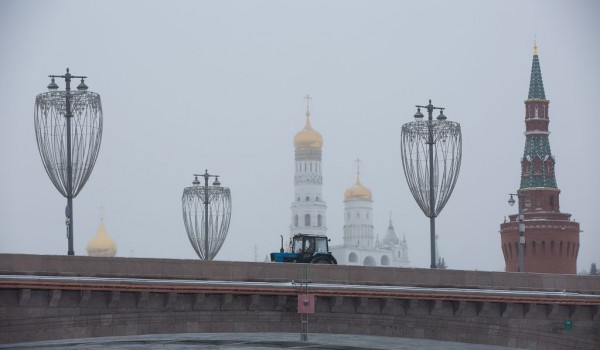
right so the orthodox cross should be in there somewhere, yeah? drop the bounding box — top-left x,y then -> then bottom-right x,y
304,94 -> 312,115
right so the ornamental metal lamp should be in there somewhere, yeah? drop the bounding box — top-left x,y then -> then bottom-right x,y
508,192 -> 532,272
400,100 -> 462,268
34,68 -> 103,256
182,170 -> 232,260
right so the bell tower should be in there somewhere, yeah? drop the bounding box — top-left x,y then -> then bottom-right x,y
290,95 -> 327,246
499,44 -> 580,274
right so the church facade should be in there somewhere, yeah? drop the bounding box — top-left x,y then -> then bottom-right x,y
330,164 -> 409,267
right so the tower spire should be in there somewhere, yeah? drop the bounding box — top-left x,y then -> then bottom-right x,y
304,94 -> 312,118
528,42 -> 545,99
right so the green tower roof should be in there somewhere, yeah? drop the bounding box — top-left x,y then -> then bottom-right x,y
528,45 -> 546,99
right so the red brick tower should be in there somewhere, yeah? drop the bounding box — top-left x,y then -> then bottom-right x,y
499,44 -> 580,274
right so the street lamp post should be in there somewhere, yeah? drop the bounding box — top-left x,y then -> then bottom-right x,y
34,68 -> 103,255
182,170 -> 232,261
508,192 -> 532,272
401,100 -> 462,269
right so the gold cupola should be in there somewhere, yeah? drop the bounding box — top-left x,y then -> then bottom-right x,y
87,214 -> 117,257
293,96 -> 323,149
344,159 -> 372,201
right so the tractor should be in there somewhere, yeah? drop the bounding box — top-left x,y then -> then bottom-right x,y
270,233 -> 337,264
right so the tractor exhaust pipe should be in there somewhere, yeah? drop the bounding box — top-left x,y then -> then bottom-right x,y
280,235 -> 285,253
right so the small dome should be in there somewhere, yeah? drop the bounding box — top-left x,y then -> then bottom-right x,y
344,176 -> 372,201
87,219 -> 117,257
293,112 -> 323,149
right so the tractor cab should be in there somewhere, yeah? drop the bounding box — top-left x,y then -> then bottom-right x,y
271,234 -> 337,264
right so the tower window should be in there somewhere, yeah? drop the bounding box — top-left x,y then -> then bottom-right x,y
532,241 -> 536,256
304,214 -> 310,226
316,196 -> 319,201
559,241 -> 563,256
508,243 -> 513,259
310,163 -> 313,172
551,241 -> 555,256
305,196 -> 310,201
549,195 -> 555,210
317,214 -> 322,227
357,212 -> 360,218
294,215 -> 298,227
567,242 -> 571,257
297,197 -> 300,201
542,241 -> 546,256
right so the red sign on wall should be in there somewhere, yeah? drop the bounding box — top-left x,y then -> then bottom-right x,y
297,294 -> 315,314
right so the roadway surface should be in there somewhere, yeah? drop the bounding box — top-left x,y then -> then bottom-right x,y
0,332 -> 519,349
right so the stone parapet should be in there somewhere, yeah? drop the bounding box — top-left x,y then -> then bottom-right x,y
1,254 -> 599,294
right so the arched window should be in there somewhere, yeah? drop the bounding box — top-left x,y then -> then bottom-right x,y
304,214 -> 310,226
364,256 -> 376,266
542,241 -> 546,256
294,215 -> 298,227
381,255 -> 390,266
305,196 -> 309,201
317,214 -> 322,227
348,252 -> 358,263
559,241 -> 563,256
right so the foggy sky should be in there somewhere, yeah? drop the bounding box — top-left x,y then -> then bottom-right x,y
1,0 -> 598,272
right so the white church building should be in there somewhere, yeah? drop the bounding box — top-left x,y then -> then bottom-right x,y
330,163 -> 409,267
289,96 -> 409,267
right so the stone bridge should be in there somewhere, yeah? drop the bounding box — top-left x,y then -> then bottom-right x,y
0,254 -> 599,349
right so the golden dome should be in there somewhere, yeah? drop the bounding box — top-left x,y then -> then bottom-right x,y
87,219 -> 117,257
344,176 -> 372,201
344,159 -> 372,201
293,111 -> 323,149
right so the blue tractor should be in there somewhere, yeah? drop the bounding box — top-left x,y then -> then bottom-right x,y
270,234 -> 337,264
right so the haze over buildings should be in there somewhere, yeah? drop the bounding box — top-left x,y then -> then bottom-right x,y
0,0 -> 598,272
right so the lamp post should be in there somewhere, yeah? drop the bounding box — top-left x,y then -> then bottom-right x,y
401,100 -> 462,269
34,68 -> 103,255
508,192 -> 532,272
182,170 -> 232,260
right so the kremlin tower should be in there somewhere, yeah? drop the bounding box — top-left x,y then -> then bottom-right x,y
290,96 -> 327,246
499,44 -> 580,274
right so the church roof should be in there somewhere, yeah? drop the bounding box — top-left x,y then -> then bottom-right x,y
382,216 -> 400,245
344,160 -> 372,201
87,218 -> 117,257
528,43 -> 546,100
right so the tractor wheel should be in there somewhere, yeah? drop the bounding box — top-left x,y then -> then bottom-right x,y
311,256 -> 335,264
